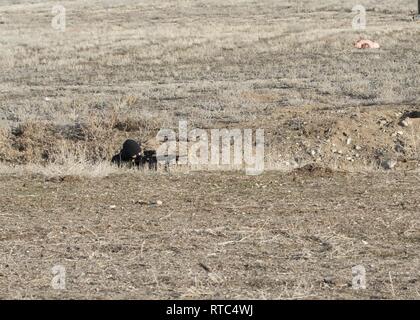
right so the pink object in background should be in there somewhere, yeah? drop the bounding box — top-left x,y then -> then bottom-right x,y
354,39 -> 380,49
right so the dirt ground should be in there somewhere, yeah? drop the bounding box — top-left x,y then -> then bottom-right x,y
0,0 -> 419,167
0,0 -> 419,300
0,170 -> 419,299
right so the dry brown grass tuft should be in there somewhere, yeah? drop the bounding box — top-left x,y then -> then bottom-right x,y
0,142 -> 121,179
0,107 -> 164,165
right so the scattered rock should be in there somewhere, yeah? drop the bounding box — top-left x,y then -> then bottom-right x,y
150,200 -> 163,206
109,205 -> 117,209
286,118 -> 305,131
134,199 -> 163,206
378,119 -> 388,126
399,119 -> 410,127
395,139 -> 405,154
323,276 -> 336,285
293,164 -> 334,177
381,159 -> 397,170
133,200 -> 148,205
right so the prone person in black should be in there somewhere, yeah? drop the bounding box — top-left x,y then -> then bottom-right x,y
112,139 -> 158,170
111,139 -> 142,167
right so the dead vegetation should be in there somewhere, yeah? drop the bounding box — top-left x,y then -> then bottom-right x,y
0,0 -> 419,300
0,0 -> 419,173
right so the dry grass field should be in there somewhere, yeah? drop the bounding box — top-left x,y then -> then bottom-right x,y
0,0 -> 419,299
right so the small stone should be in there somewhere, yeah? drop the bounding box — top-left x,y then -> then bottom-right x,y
346,137 -> 352,145
150,200 -> 163,206
109,205 -> 117,209
400,119 -> 410,127
323,276 -> 336,285
354,145 -> 362,151
381,159 -> 397,170
395,140 -> 405,153
133,200 -> 148,205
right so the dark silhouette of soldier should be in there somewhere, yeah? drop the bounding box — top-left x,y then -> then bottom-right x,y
111,139 -> 142,166
112,139 -> 157,170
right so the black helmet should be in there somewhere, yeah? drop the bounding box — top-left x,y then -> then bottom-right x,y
120,139 -> 141,161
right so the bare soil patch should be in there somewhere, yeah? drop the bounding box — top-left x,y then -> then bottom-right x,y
0,171 -> 419,299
